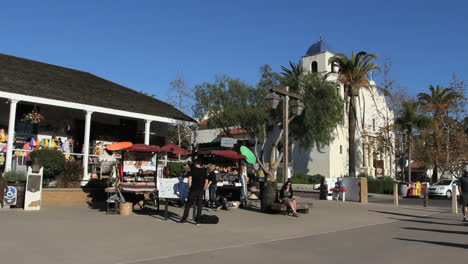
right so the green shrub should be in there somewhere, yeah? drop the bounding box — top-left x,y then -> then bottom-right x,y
276,165 -> 285,183
290,171 -> 307,184
30,150 -> 66,179
166,162 -> 184,177
309,174 -> 325,184
290,172 -> 324,184
367,176 -> 397,194
56,160 -> 83,188
2,170 -> 27,182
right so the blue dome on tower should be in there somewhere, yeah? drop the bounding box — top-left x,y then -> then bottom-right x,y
305,39 -> 333,56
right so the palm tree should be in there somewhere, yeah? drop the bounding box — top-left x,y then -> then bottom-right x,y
395,101 -> 433,182
417,85 -> 463,182
280,61 -> 304,93
328,51 -> 380,177
418,85 -> 462,116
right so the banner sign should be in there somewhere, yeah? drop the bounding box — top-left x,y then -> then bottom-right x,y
4,186 -> 17,206
221,137 -> 237,147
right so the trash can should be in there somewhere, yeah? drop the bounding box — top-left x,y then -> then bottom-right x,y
399,183 -> 408,197
7,180 -> 26,208
406,182 -> 415,197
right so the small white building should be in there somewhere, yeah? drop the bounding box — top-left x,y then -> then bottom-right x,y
294,39 -> 395,178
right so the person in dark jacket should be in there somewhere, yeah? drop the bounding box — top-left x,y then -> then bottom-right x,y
280,180 -> 298,217
207,164 -> 221,209
457,168 -> 468,222
180,160 -> 209,224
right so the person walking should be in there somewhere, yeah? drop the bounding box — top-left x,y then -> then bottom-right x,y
457,168 -> 468,222
180,160 -> 208,224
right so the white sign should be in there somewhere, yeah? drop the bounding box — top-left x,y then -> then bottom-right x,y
221,137 -> 237,147
158,178 -> 188,199
24,167 -> 43,210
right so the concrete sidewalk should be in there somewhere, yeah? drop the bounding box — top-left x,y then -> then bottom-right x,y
0,198 -> 454,264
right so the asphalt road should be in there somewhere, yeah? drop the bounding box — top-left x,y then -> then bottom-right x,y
1,196 -> 464,264
131,210 -> 467,264
296,191 -> 454,208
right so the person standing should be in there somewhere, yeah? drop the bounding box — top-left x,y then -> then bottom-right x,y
207,165 -> 221,209
457,168 -> 468,222
180,160 -> 208,224
61,137 -> 74,159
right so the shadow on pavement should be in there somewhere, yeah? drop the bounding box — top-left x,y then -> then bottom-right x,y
395,238 -> 468,249
401,227 -> 468,235
390,218 -> 465,227
87,201 -> 107,212
368,210 -> 434,219
133,209 -> 184,223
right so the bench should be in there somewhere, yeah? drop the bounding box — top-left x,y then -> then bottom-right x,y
270,202 -> 311,215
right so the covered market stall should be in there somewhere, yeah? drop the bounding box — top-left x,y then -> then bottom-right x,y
197,150 -> 247,206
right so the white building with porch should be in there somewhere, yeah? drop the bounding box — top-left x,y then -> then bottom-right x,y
0,53 -> 194,180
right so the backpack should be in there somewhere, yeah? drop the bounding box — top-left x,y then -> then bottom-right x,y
198,214 -> 219,224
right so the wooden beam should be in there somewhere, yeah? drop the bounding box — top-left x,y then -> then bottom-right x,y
270,87 -> 303,100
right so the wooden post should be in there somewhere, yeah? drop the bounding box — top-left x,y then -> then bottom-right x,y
283,86 -> 289,182
423,183 -> 428,207
393,183 -> 399,206
360,177 -> 368,203
452,184 -> 458,214
164,199 -> 169,220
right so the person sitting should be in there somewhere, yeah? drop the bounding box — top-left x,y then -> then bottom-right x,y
280,180 -> 298,217
332,177 -> 346,201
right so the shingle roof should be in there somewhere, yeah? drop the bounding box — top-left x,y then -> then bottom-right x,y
0,53 -> 194,122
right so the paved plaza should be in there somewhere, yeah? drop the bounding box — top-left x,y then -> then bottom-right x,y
1,197 -> 466,264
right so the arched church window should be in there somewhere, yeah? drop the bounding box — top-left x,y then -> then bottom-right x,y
311,61 -> 318,73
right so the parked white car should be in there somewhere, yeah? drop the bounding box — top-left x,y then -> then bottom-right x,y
428,179 -> 459,199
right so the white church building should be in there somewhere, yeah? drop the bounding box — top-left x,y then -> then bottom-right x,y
196,39 -> 395,178
292,39 -> 395,178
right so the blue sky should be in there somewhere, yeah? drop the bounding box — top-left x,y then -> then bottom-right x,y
1,0 -> 467,115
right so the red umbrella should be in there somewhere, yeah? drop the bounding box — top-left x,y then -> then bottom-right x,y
122,144 -> 160,152
198,150 -> 246,160
160,144 -> 192,155
106,142 -> 133,151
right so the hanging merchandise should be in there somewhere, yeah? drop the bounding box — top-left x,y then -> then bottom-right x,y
24,105 -> 44,123
29,137 -> 36,147
0,129 -> 7,142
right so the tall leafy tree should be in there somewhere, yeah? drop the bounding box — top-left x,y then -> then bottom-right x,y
395,101 -> 433,182
165,76 -> 195,154
328,51 -> 380,177
193,65 -> 343,179
418,85 -> 463,181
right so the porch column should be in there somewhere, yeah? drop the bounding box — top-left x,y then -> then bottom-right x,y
362,143 -> 367,167
144,120 -> 151,145
82,111 -> 93,185
5,100 -> 18,172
